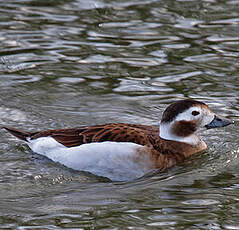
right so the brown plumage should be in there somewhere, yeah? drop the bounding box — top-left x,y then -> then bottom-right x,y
3,123 -> 157,147
3,99 -> 232,179
2,123 -> 206,171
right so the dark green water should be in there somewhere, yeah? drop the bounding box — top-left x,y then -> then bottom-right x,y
0,0 -> 239,229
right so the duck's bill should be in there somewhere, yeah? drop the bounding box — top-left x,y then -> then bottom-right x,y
205,115 -> 232,129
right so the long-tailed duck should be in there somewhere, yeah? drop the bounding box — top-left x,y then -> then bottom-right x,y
3,99 -> 232,181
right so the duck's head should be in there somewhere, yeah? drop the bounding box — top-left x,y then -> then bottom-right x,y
159,99 -> 232,145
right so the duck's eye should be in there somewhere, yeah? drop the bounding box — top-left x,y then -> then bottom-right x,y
192,111 -> 200,116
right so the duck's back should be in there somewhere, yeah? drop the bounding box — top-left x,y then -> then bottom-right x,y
26,123 -> 159,147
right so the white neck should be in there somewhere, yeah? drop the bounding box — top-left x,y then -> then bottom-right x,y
159,122 -> 201,145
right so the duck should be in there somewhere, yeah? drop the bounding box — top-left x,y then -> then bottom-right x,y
3,99 -> 232,181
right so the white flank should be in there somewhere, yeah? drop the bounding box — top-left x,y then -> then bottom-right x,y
27,137 -> 152,181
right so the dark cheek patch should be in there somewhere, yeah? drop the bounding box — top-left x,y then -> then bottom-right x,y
171,120 -> 198,137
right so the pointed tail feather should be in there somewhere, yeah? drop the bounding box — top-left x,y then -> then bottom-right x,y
3,126 -> 31,141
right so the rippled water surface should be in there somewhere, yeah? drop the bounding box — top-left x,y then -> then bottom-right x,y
1,0 -> 239,229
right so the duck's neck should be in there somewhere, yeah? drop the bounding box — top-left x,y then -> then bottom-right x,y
159,122 -> 202,146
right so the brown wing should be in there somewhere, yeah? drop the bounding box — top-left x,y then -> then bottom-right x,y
30,123 -> 159,147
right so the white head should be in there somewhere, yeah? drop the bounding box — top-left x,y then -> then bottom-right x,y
159,99 -> 231,145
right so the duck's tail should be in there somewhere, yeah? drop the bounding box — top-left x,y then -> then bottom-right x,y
2,126 -> 31,142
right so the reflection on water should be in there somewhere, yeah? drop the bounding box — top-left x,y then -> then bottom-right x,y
0,0 -> 239,229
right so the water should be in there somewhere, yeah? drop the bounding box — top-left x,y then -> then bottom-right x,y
0,0 -> 239,229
